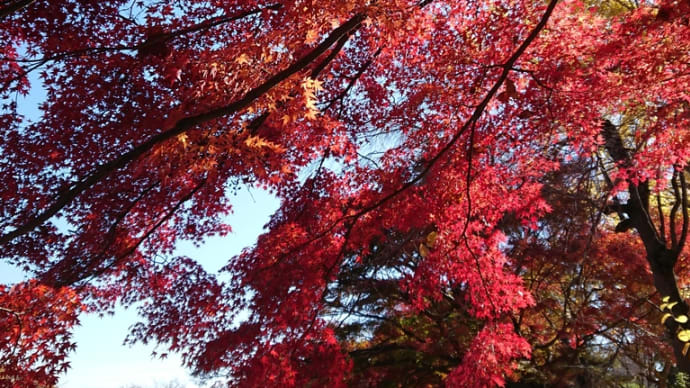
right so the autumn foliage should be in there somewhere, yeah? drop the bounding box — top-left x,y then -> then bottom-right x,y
2,0 -> 690,386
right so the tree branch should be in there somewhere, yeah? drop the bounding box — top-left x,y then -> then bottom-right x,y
1,4 -> 284,89
0,13 -> 366,246
657,190 -> 666,244
677,170 -> 688,254
48,179 -> 205,288
671,170 -> 681,249
0,0 -> 36,19
348,0 -> 559,220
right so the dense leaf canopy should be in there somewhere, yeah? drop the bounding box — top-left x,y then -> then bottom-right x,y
2,0 -> 690,386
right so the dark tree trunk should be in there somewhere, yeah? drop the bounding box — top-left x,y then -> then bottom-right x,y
602,120 -> 690,374
649,254 -> 690,373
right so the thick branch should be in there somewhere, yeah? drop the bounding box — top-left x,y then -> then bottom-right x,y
678,170 -> 688,254
252,0 -> 560,281
0,13 -> 365,246
349,0 -> 559,220
0,0 -> 36,19
601,121 -> 690,373
248,27 -> 360,135
602,120 -> 664,253
671,170 -> 681,249
657,191 -> 666,243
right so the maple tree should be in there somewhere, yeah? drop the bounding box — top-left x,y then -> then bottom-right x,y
333,159 -> 675,387
2,0 -> 690,386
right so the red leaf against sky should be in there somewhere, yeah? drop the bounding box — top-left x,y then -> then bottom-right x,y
2,0 -> 690,386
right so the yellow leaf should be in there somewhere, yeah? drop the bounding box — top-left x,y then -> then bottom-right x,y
304,98 -> 317,111
662,313 -> 673,325
260,52 -> 274,63
244,135 -> 284,152
426,231 -> 438,247
311,79 -> 323,91
678,330 -> 690,342
177,133 -> 188,148
302,77 -> 323,92
663,296 -> 671,303
305,29 -> 319,45
236,53 -> 250,65
304,110 -> 318,120
676,315 -> 689,324
419,244 -> 430,258
684,342 -> 690,357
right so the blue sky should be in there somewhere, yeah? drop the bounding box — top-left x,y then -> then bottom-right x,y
1,187 -> 279,388
2,71 -> 281,387
63,187 -> 278,388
